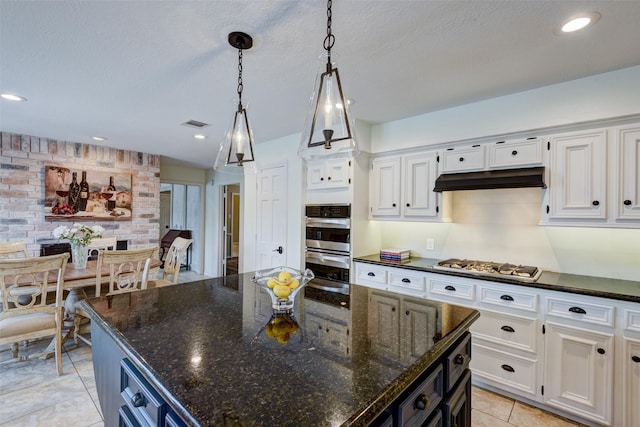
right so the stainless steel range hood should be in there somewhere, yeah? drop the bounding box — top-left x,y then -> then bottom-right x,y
433,167 -> 546,192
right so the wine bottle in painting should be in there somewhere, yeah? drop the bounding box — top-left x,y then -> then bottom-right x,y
78,170 -> 89,211
102,175 -> 117,211
69,171 -> 80,210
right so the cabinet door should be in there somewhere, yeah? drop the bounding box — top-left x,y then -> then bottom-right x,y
403,152 -> 439,217
548,130 -> 607,220
441,146 -> 484,173
616,126 -> 640,220
368,291 -> 401,359
543,322 -> 613,425
623,337 -> 640,427
306,158 -> 350,190
488,139 -> 543,169
306,160 -> 326,190
371,157 -> 401,216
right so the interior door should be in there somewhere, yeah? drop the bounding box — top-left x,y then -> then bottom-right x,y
255,164 -> 287,269
159,192 -> 171,235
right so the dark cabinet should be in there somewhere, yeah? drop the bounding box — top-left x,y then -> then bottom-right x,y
442,369 -> 471,427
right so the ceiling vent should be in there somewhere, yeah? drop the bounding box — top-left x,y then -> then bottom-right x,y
181,120 -> 209,128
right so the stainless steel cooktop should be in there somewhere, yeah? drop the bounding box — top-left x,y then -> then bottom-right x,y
433,258 -> 542,282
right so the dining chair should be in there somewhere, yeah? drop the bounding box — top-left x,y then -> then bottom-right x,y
74,246 -> 156,346
147,237 -> 193,288
0,253 -> 69,375
0,241 -> 30,259
86,236 -> 117,260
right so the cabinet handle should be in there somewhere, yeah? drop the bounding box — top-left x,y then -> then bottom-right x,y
131,392 -> 146,408
414,393 -> 430,411
406,203 -> 410,207
501,325 -> 515,333
501,364 -> 515,373
454,354 -> 466,365
320,177 -> 324,181
444,285 -> 456,291
500,294 -> 514,301
392,203 -> 396,207
597,348 -> 606,355
568,306 -> 587,314
327,176 -> 331,180
632,355 -> 640,363
511,150 -> 518,156
592,200 -> 600,206
401,278 -> 411,283
459,157 -> 465,162
367,272 -> 375,277
624,200 -> 632,206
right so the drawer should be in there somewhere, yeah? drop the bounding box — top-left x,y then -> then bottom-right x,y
444,332 -> 471,392
545,296 -> 615,328
354,263 -> 388,289
429,277 -> 475,305
120,358 -> 168,427
624,308 -> 640,334
166,411 -> 187,427
397,364 -> 443,427
388,268 -> 427,296
471,310 -> 538,354
488,139 -> 543,169
470,343 -> 538,399
478,286 -> 538,314
119,405 -> 141,427
441,146 -> 485,173
425,409 -> 442,427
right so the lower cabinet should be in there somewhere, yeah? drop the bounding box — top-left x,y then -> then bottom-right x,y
442,370 -> 472,427
622,337 -> 640,427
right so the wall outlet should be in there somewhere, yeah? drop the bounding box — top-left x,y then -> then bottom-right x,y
427,238 -> 435,251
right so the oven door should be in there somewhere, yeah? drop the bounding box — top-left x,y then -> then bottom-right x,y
305,217 -> 350,253
305,249 -> 350,295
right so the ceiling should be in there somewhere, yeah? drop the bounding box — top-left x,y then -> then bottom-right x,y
2,1 -> 640,169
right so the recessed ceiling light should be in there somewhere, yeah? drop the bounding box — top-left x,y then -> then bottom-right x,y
194,134 -> 207,140
1,93 -> 27,102
557,12 -> 601,34
92,136 -> 107,141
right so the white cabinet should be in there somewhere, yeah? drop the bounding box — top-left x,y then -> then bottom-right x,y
622,337 -> 640,427
546,129 -> 608,221
543,322 -> 614,425
306,158 -> 351,190
402,152 -> 439,217
488,138 -> 544,169
615,125 -> 640,221
441,145 -> 484,173
370,157 -> 401,216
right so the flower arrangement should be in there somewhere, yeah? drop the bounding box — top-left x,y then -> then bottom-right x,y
53,223 -> 105,247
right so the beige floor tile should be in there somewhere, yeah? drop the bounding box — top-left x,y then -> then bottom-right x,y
509,401 -> 585,427
0,394 -> 102,427
471,408 -> 513,427
471,386 -> 514,421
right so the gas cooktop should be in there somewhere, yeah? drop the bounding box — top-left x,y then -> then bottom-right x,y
433,258 -> 542,282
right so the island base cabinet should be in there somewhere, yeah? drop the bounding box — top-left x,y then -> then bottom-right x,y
442,369 -> 471,427
543,322 -> 614,426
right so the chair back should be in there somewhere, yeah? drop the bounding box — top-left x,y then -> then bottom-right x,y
161,237 -> 193,284
87,237 -> 117,259
96,247 -> 156,296
0,241 -> 30,259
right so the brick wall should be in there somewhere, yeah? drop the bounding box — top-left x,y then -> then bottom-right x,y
0,132 -> 161,256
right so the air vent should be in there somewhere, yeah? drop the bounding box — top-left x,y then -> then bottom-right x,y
181,120 -> 209,128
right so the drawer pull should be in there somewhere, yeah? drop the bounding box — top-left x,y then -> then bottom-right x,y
444,285 -> 456,291
624,199 -> 632,206
367,272 -> 375,277
459,157 -> 465,162
632,355 -> 640,363
501,364 -> 515,373
131,392 -> 146,408
454,354 -> 466,365
501,325 -> 515,333
568,306 -> 587,315
414,393 -> 430,411
597,348 -> 606,355
500,294 -> 514,301
592,200 -> 600,206
511,150 -> 518,156
401,278 -> 411,283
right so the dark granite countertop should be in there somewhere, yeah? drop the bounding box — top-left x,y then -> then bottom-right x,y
354,254 -> 640,303
82,274 -> 479,427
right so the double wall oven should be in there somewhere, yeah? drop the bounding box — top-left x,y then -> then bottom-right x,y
304,204 -> 351,298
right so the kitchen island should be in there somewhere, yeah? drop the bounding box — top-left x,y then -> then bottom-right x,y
81,273 -> 479,427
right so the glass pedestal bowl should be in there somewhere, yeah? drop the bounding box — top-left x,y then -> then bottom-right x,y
251,266 -> 314,313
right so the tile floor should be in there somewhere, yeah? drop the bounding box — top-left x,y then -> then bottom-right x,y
1,271 -> 585,427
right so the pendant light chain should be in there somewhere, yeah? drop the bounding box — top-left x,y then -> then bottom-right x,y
323,0 -> 335,68
237,48 -> 244,109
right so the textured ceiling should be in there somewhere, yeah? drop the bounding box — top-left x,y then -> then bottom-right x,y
1,1 -> 640,168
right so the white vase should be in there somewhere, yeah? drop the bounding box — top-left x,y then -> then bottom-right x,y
71,242 -> 88,270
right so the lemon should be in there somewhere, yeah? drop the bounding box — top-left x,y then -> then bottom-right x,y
288,279 -> 300,289
273,284 -> 291,299
278,271 -> 292,283
266,278 -> 278,289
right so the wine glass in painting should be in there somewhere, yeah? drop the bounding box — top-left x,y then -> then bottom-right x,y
101,187 -> 115,211
55,184 -> 70,205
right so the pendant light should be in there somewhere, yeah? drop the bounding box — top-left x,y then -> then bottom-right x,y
214,32 -> 257,174
298,0 -> 359,160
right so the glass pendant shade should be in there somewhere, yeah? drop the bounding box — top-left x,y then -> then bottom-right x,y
214,103 -> 257,174
298,59 -> 359,160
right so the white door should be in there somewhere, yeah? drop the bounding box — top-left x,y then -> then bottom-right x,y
403,152 -> 438,217
255,164 -> 287,270
370,157 -> 401,217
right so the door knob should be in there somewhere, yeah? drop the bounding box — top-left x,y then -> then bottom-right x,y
273,246 -> 283,254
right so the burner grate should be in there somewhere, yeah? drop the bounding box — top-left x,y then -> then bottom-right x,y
434,258 -> 541,282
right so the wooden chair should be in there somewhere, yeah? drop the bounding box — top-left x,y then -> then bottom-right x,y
0,253 -> 69,375
148,237 -> 193,287
74,246 -> 156,346
86,236 -> 117,260
0,241 -> 30,259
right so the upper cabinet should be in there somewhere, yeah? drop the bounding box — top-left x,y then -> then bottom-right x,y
441,145 -> 485,173
370,151 -> 451,221
441,138 -> 544,173
615,126 -> 640,221
306,158 -> 352,191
